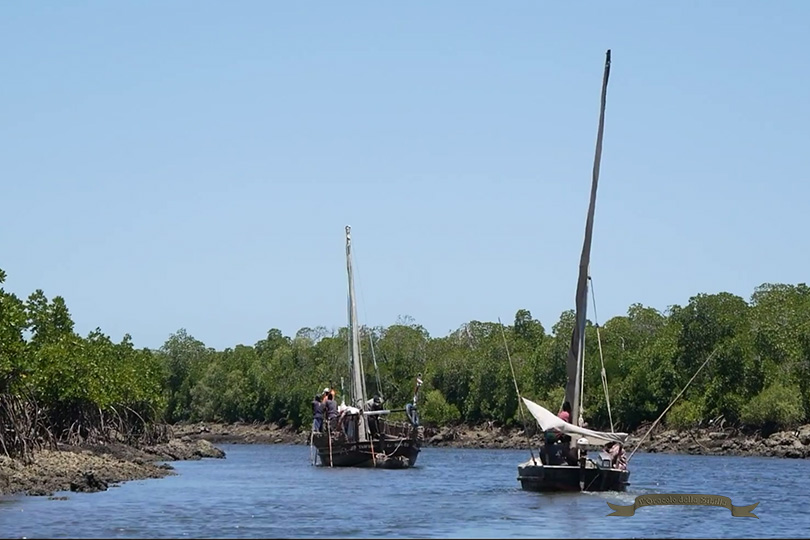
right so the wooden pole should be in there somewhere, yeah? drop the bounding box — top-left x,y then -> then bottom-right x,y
327,421 -> 333,467
367,412 -> 377,467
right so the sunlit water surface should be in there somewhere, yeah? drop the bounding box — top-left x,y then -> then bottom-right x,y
1,444 -> 806,538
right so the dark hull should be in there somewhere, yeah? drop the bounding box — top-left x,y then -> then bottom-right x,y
517,460 -> 630,492
313,437 -> 420,468
312,421 -> 423,469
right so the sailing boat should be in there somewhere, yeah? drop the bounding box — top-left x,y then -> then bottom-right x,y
516,50 -> 631,492
310,225 -> 424,469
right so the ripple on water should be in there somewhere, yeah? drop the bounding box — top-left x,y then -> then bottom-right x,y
1,446 -> 808,538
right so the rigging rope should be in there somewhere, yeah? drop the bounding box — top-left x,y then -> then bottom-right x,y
368,420 -> 377,468
498,317 -> 538,463
350,240 -> 383,444
589,276 -> 615,432
327,423 -> 333,467
627,347 -> 720,462
580,322 -> 586,426
373,433 -> 405,459
369,333 -> 383,398
350,240 -> 384,398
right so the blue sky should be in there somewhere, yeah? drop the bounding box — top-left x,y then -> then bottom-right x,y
2,1 -> 808,350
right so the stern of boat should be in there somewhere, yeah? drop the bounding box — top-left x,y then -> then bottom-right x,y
517,456 -> 630,492
517,458 -> 545,491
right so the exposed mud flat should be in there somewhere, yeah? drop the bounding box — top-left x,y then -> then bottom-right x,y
424,423 -> 810,459
0,437 -> 225,497
9,420 -> 804,498
630,424 -> 810,459
173,421 -> 309,445
172,420 -> 810,460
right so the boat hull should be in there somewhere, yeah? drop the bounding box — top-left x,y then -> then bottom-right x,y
313,437 -> 420,468
312,421 -> 423,469
517,459 -> 630,492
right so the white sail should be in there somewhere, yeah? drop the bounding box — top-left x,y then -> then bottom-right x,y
521,397 -> 627,446
345,225 -> 369,441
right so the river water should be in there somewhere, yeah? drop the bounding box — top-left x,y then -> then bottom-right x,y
1,444 -> 807,538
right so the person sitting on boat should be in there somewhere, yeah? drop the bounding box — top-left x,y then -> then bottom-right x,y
312,393 -> 324,432
557,401 -> 572,423
604,441 -> 628,470
548,401 -> 573,443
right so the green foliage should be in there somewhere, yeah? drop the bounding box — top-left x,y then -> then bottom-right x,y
159,329 -> 213,422
666,399 -> 703,430
2,264 -> 809,437
740,383 -> 806,432
1,269 -> 167,452
538,387 -> 565,413
0,273 -> 28,388
421,389 -> 460,426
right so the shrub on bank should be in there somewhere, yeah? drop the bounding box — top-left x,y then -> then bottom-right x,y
666,398 -> 703,430
740,383 -> 805,433
421,389 -> 461,426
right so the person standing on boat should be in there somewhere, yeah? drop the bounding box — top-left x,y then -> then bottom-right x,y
324,389 -> 338,431
364,394 -> 383,411
320,388 -> 331,426
365,394 -> 384,436
312,393 -> 324,432
312,394 -> 323,433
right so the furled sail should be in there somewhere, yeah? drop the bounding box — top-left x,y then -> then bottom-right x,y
345,225 -> 369,441
522,397 -> 627,446
564,49 -> 612,429
338,404 -> 361,415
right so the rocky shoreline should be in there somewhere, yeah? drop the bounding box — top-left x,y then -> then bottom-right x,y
6,420 -> 807,498
174,420 -> 810,459
629,424 -> 810,459
423,423 -> 810,459
0,436 -> 225,497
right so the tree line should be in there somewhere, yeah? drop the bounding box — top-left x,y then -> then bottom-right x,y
2,265 -> 809,460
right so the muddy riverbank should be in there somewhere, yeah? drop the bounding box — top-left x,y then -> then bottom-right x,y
6,420 -> 806,498
0,437 -> 225,497
173,420 -> 810,459
423,423 -> 810,459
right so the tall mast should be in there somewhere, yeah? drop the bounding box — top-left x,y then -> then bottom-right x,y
345,225 -> 369,441
565,49 -> 611,436
347,293 -> 353,403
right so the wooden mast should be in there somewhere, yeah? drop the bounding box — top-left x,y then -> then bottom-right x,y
566,49 -> 612,437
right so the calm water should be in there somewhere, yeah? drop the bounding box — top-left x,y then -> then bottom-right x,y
1,444 -> 807,538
